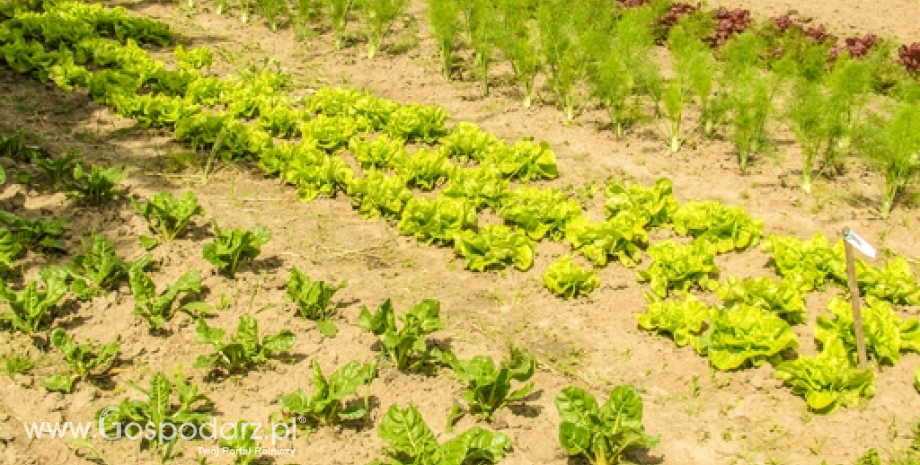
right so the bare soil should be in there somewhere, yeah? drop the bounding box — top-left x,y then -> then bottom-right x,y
0,1 -> 919,465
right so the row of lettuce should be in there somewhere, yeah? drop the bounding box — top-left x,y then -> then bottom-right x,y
187,0 -> 920,219
1,0 -> 919,418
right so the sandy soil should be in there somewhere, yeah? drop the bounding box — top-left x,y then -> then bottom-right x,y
0,1 -> 919,465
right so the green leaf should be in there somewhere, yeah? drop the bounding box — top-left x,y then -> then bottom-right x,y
44,374 -> 76,393
202,222 -> 271,276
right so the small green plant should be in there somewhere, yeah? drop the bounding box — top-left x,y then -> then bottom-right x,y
218,421 -> 258,465
0,272 -> 68,334
328,0 -> 357,48
132,191 -> 204,248
64,235 -> 138,300
555,384 -> 660,465
195,315 -> 296,375
129,268 -> 206,331
0,227 -> 22,270
0,212 -> 69,253
202,221 -> 271,277
358,299 -> 445,372
278,359 -> 376,428
34,149 -> 80,190
254,0 -> 290,31
286,268 -> 347,337
97,371 -> 214,461
65,163 -> 129,205
726,68 -> 777,174
494,0 -> 539,107
636,240 -> 719,298
544,255 -> 600,299
1,351 -> 36,378
361,0 -> 408,58
445,346 -> 535,426
44,328 -> 119,393
371,404 -> 512,465
859,102 -> 920,218
427,0 -> 461,79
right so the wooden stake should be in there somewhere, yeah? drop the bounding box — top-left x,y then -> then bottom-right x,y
843,227 -> 869,369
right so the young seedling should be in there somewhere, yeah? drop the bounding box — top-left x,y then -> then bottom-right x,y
65,163 -> 129,205
0,227 -> 22,270
0,272 -> 68,335
1,351 -> 36,378
132,191 -> 204,249
544,255 -> 600,299
372,404 -> 512,465
97,371 -> 214,462
44,328 -> 119,393
219,421 -> 258,465
202,221 -> 271,277
129,268 -> 207,331
361,0 -> 409,59
556,385 -> 660,465
0,212 -> 69,253
328,0 -> 357,48
64,235 -> 141,300
358,299 -> 446,372
195,315 -> 295,375
34,149 -> 80,191
278,359 -> 376,428
445,346 -> 536,426
286,268 -> 347,337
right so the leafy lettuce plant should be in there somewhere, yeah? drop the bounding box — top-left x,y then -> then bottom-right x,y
637,240 -> 718,298
603,178 -> 678,228
195,315 -> 296,375
441,166 -> 509,211
0,272 -> 67,334
286,268 -> 347,337
347,172 -> 415,219
700,304 -> 799,371
384,104 -> 449,143
398,197 -> 477,245
395,147 -> 453,191
544,256 -> 600,299
44,328 -> 119,393
762,234 -> 846,291
856,257 -> 920,306
259,139 -> 324,181
349,134 -> 407,171
358,299 -> 445,372
129,268 -> 206,331
672,201 -> 764,253
564,214 -> 647,268
482,140 -> 559,182
555,385 -> 659,465
445,346 -> 536,425
371,404 -> 512,465
716,276 -> 807,324
453,225 -> 535,272
97,372 -> 214,462
499,187 -> 583,241
816,297 -> 920,366
774,339 -> 875,414
636,293 -> 713,350
278,359 -> 376,427
132,191 -> 203,248
438,122 -> 503,162
299,114 -> 363,152
202,222 -> 271,277
291,154 -> 355,202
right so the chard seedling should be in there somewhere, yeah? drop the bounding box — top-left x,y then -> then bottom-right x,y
371,404 -> 511,465
0,227 -> 22,270
34,149 -> 80,191
358,299 -> 446,372
129,268 -> 207,331
278,359 -> 376,427
44,328 -> 119,393
202,221 -> 271,277
65,235 -> 141,300
0,212 -> 69,253
97,371 -> 214,462
286,268 -> 347,337
0,272 -> 68,334
219,421 -> 258,465
556,385 -> 659,465
195,315 -> 296,375
1,351 -> 36,378
65,163 -> 129,205
132,191 -> 204,249
544,255 -> 600,299
445,346 -> 536,426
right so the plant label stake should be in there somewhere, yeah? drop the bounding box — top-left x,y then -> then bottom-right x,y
842,228 -> 875,369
